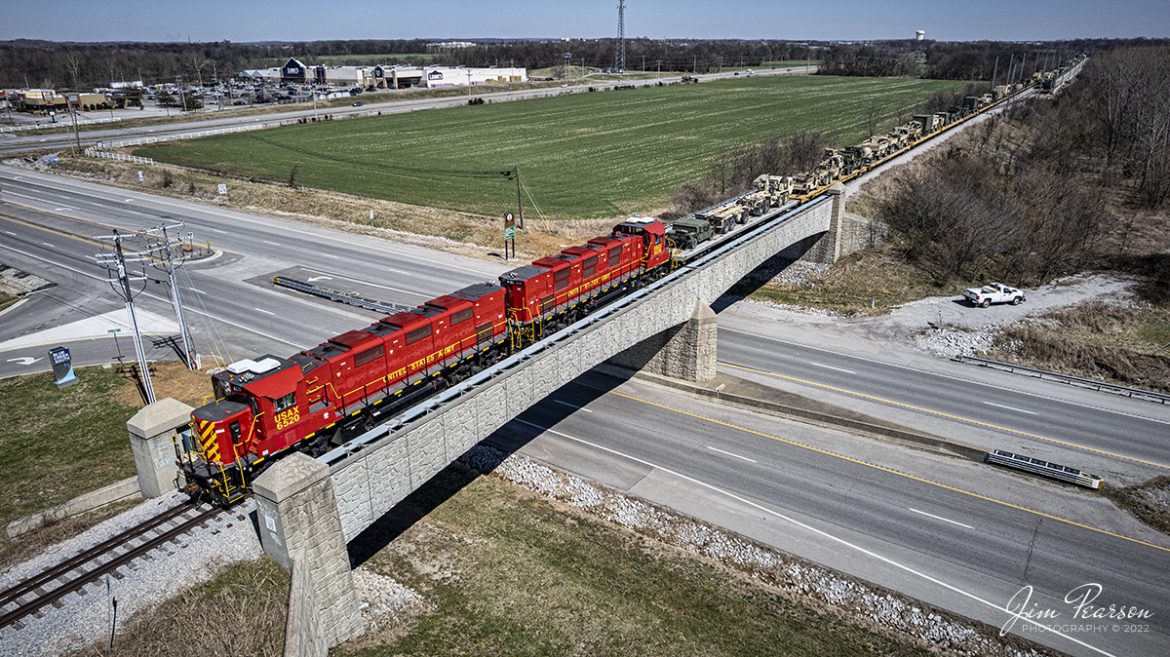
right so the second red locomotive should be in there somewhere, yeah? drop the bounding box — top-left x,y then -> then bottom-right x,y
183,218 -> 670,502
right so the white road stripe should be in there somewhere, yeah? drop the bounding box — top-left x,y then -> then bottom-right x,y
512,418 -> 1116,657
41,242 -> 53,247
553,400 -> 592,413
254,307 -> 277,316
982,401 -> 1039,416
706,445 -> 758,463
262,239 -> 280,246
809,361 -> 857,374
4,231 -> 15,236
189,288 -> 206,295
53,205 -> 76,211
205,227 -> 227,234
908,507 -> 974,529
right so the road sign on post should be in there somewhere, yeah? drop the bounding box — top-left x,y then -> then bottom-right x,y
503,212 -> 516,260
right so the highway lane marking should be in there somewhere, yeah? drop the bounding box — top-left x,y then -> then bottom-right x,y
263,240 -> 281,246
0,241 -> 304,349
188,288 -> 206,295
253,307 -> 277,316
721,361 -> 1170,472
299,266 -> 431,298
982,401 -> 1039,416
908,507 -> 973,529
4,230 -> 16,236
588,384 -> 1170,557
514,418 -> 1120,657
53,206 -> 76,211
721,328 -> 1170,426
41,242 -> 53,247
553,400 -> 592,413
206,227 -> 226,234
809,361 -> 856,375
706,445 -> 758,463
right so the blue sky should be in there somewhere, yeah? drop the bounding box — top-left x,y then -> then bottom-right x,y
1,0 -> 1167,42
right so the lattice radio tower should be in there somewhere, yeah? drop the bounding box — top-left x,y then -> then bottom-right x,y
614,0 -> 626,73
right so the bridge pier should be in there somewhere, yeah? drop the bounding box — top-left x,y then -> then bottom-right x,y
253,452 -> 362,652
801,182 -> 847,263
127,397 -> 192,498
610,299 -> 717,382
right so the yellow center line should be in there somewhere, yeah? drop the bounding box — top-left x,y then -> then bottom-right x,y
720,361 -> 1170,472
597,387 -> 1170,557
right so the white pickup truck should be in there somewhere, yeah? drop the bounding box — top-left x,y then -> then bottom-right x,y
963,283 -> 1025,307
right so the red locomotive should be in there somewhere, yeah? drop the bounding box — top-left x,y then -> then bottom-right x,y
183,218 -> 670,502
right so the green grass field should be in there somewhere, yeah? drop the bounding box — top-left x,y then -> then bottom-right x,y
139,75 -> 968,219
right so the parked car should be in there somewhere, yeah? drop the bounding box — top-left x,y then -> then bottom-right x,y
352,101 -> 364,107
963,283 -> 1025,307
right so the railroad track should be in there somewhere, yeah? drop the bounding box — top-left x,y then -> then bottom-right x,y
0,499 -> 225,630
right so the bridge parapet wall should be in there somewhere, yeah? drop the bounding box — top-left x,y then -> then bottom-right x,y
332,198 -> 833,542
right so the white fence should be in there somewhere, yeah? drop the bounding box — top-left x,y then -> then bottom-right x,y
0,117 -> 123,134
106,120 -> 297,149
83,147 -> 154,165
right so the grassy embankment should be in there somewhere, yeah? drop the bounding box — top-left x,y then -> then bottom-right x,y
136,75 -> 968,220
0,363 -> 209,562
337,472 -> 935,657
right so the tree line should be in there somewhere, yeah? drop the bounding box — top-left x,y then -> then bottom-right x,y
878,46 -> 1170,287
0,38 -> 820,90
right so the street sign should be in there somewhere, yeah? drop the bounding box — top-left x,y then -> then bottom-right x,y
136,170 -> 145,183
48,346 -> 78,389
217,183 -> 228,196
504,226 -> 516,241
503,212 -> 517,259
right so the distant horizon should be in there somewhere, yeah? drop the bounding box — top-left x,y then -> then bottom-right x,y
1,0 -> 1167,43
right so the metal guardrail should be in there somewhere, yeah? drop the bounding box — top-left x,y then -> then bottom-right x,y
273,275 -> 412,315
954,355 -> 1170,405
984,449 -> 1102,490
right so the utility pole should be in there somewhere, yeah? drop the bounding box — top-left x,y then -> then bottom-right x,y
990,56 -> 999,88
176,75 -> 187,112
693,54 -> 697,73
614,0 -> 626,73
67,96 -> 81,154
95,230 -> 156,404
513,165 -> 524,229
141,223 -> 198,370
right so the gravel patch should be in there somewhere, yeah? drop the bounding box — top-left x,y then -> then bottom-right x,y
352,566 -> 426,633
461,444 -> 1060,657
0,498 -> 261,657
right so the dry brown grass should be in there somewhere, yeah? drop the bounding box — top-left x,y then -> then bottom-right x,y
113,361 -> 213,408
988,302 -> 1170,392
748,244 -> 964,316
67,557 -> 289,657
53,157 -> 611,263
1103,476 -> 1170,536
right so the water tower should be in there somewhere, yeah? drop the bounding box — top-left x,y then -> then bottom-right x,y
915,30 -> 926,41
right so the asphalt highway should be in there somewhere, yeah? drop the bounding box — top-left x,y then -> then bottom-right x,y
718,328 -> 1170,476
0,67 -> 812,156
497,373 -> 1169,657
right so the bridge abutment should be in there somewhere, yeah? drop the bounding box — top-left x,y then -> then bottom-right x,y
801,182 -> 848,263
126,397 -> 191,498
610,299 -> 717,382
253,452 -> 362,651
